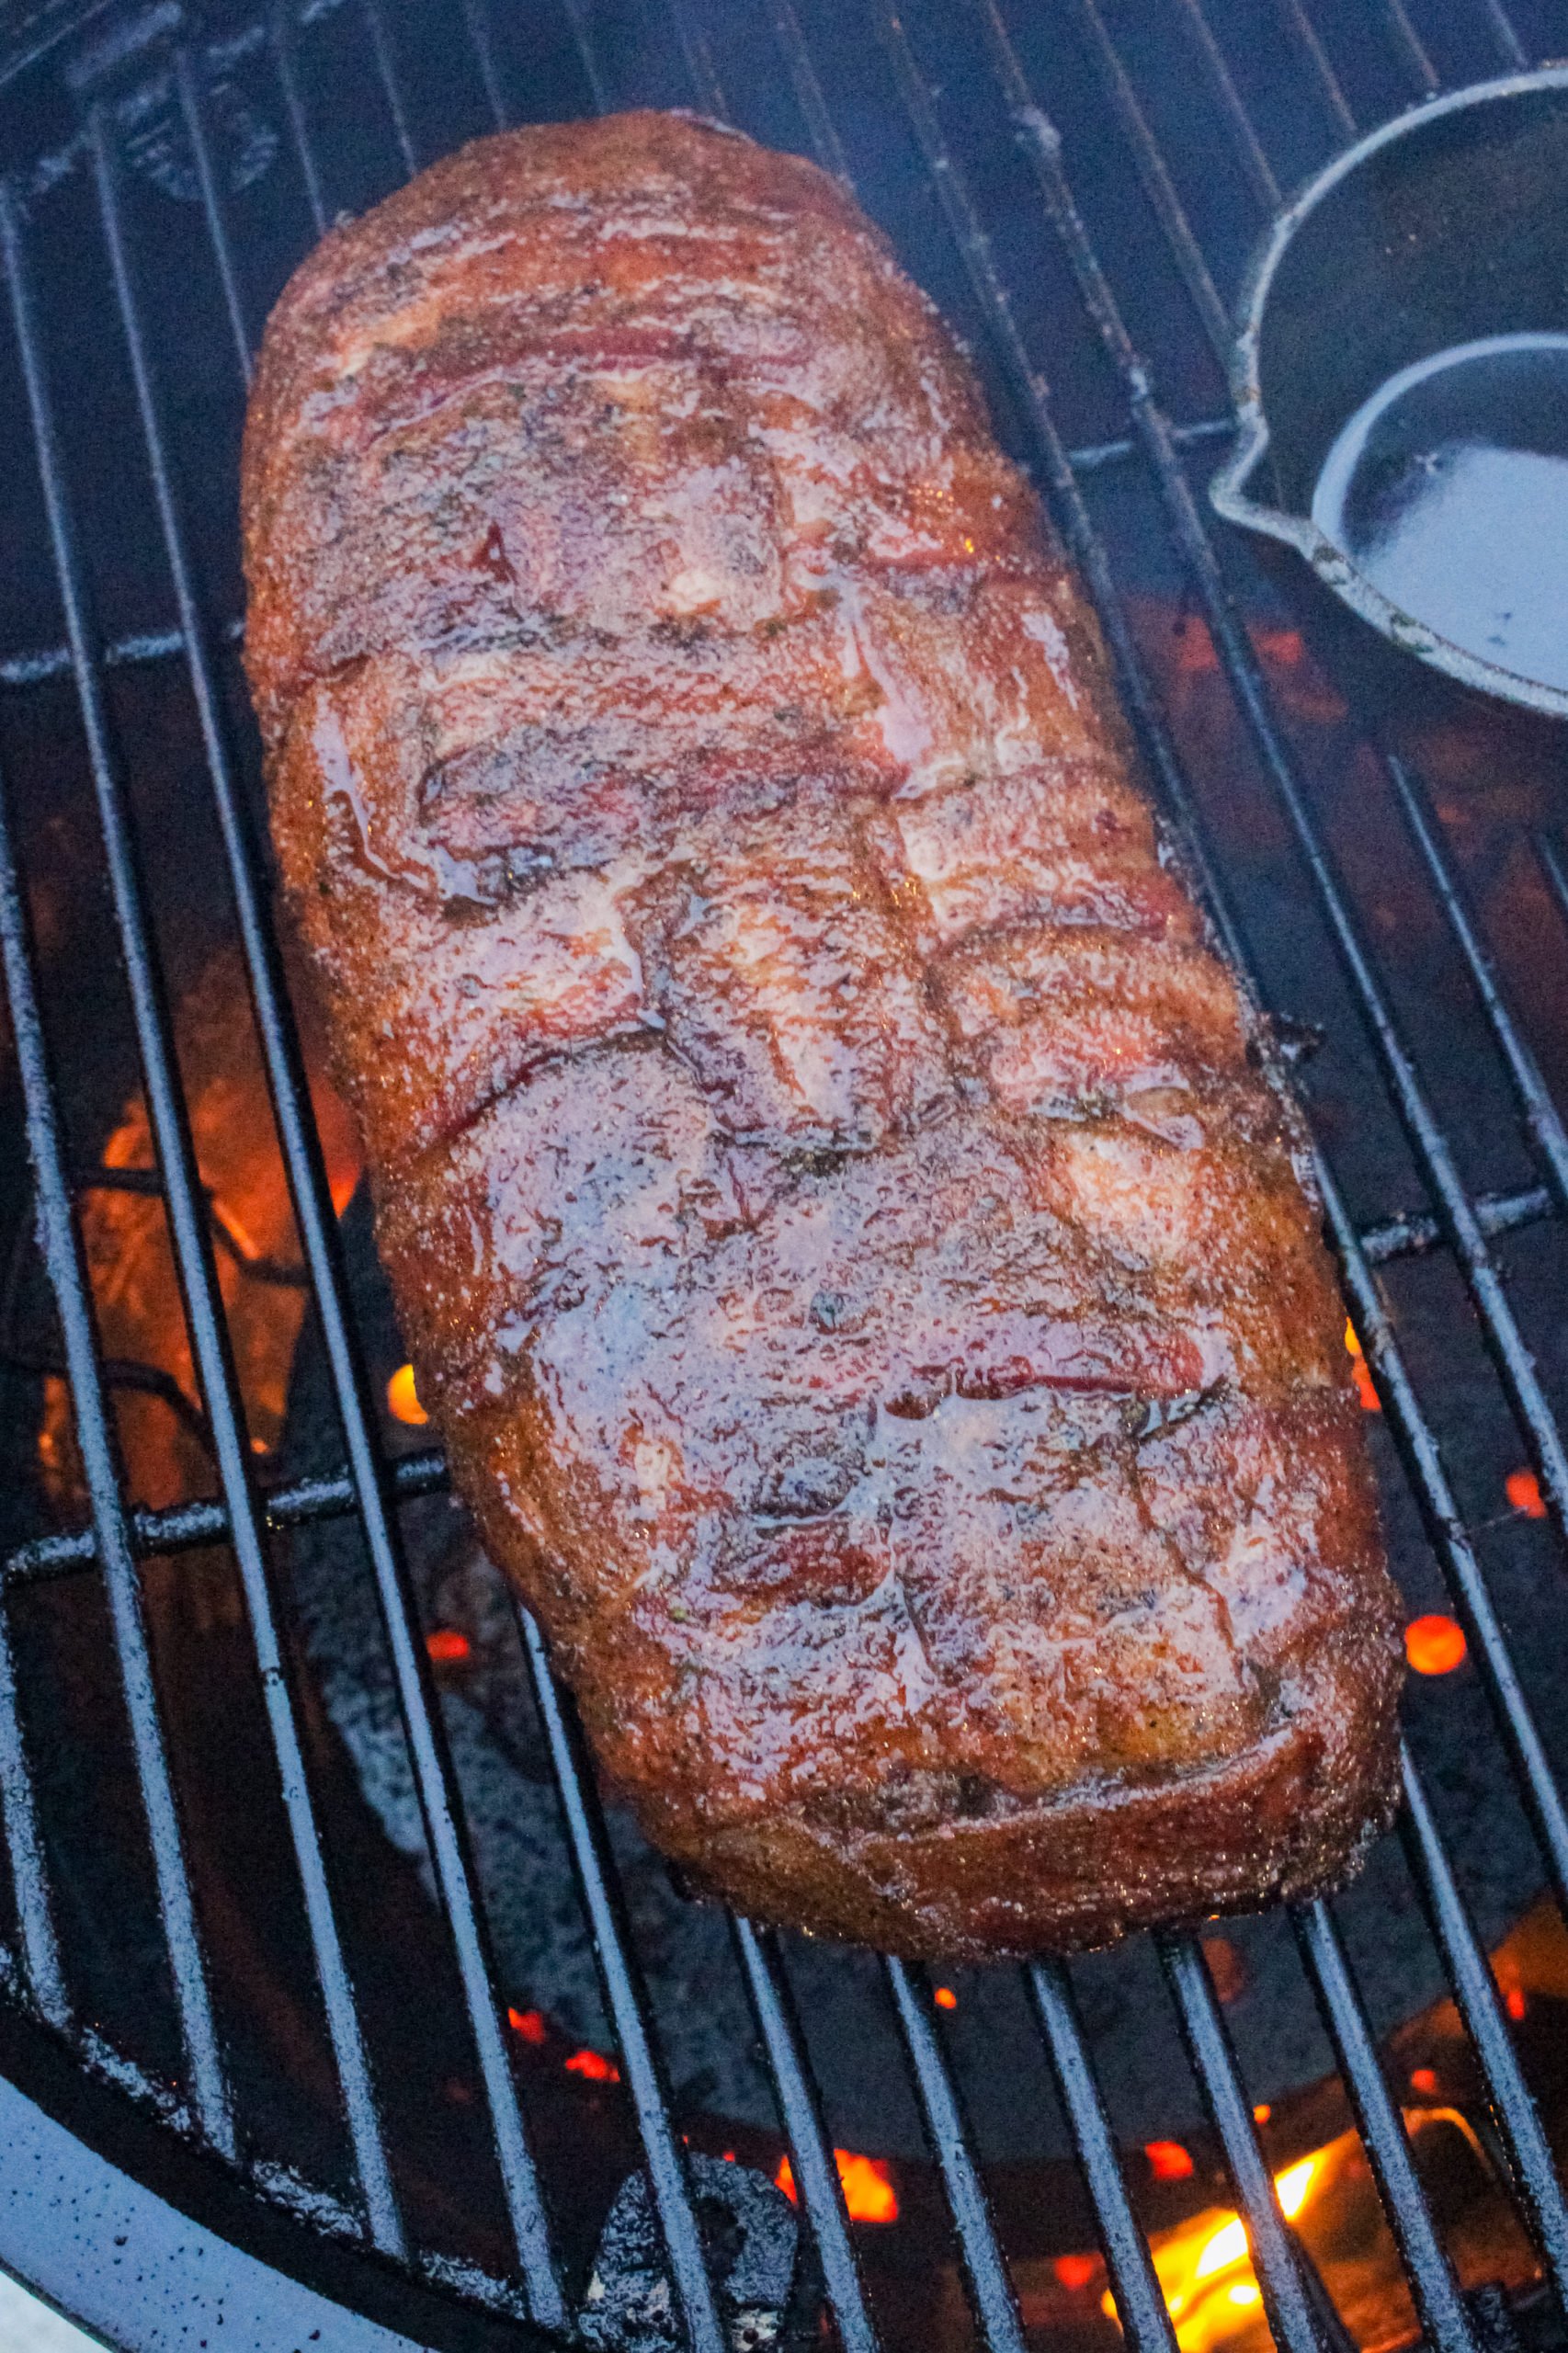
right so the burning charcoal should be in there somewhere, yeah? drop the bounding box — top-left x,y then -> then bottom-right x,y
579,2153 -> 817,2351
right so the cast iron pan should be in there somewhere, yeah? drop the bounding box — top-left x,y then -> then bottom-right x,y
1212,67 -> 1568,719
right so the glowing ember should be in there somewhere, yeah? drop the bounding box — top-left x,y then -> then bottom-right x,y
506,2007 -> 547,2045
1343,1319 -> 1381,1413
774,2151 -> 898,2224
1506,1987 -> 1528,2020
564,2048 -> 619,2083
426,1628 -> 471,1665
387,1362 -> 428,1426
1404,1615 -> 1468,1677
1409,2067 -> 1438,2096
1506,1468 -> 1547,1519
1251,2105 -> 1271,2125
1145,2139 -> 1195,2181
1200,1936 -> 1246,2005
1054,2254 -> 1099,2292
934,1985 -> 958,2009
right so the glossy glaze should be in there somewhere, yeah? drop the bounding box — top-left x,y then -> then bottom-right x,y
244,112 -> 1401,1955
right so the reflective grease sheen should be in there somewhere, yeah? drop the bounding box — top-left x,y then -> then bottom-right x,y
1313,333 -> 1568,696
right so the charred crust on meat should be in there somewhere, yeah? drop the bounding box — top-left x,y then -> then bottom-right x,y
245,108 -> 1403,1959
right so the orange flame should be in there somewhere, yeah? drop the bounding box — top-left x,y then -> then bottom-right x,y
775,2150 -> 899,2224
1343,1320 -> 1381,1413
387,1363 -> 428,1426
1108,2153 -> 1325,2349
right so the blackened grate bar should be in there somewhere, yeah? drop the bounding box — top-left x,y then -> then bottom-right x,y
0,175 -> 236,2161
731,1916 -> 881,2353
1398,1746 -> 1568,2308
869,0 -> 1567,2345
1291,1898 -> 1473,2353
1001,61 -> 1568,1552
2,1444 -> 449,1586
74,74 -> 571,2325
0,795 -> 81,2036
83,97 -> 403,2253
517,1607 -> 728,2353
1159,1933 -> 1325,2353
1025,1959 -> 1180,2353
883,1959 -> 1028,2353
1389,759 -> 1568,1224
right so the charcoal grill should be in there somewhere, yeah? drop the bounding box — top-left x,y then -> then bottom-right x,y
1,1 -> 1568,2348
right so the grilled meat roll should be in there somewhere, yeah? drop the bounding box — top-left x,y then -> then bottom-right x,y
244,110 -> 1402,1957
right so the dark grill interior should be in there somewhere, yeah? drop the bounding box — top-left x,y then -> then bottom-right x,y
2,2 -> 1568,2348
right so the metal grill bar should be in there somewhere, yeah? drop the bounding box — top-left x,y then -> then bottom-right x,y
4,1446 -> 449,1585
1172,0 -> 1279,206
0,809 -> 74,2035
939,5 -> 1568,1954
270,0 -> 329,234
667,0 -> 728,119
0,620 -> 188,686
1007,65 -> 1568,1547
1051,0 -> 1230,361
730,1917 -> 880,2353
1380,0 -> 1439,94
0,173 -> 236,2160
1388,757 -> 1568,1222
1359,1184 -> 1553,1264
868,13 -> 1566,2348
1270,0 -> 1357,140
88,100 -> 403,2252
767,0 -> 852,184
1398,1744 -> 1568,2307
883,1959 -> 1028,2353
1483,0 -> 1530,69
362,0 -> 418,176
558,0 -> 610,122
460,0 -> 509,131
96,59 -> 572,2326
1291,1898 -> 1473,2353
1324,1153 -> 1568,1917
517,1609 -> 726,2353
173,48 -> 253,383
1158,1936 -> 1323,2353
1025,1961 -> 1179,2353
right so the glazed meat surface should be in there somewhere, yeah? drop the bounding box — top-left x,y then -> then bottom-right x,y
244,110 -> 1402,1956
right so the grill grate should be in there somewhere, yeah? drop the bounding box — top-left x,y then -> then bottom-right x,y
0,1 -> 1567,2347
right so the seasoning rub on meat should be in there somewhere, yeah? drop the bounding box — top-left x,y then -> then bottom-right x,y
244,110 -> 1402,1956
